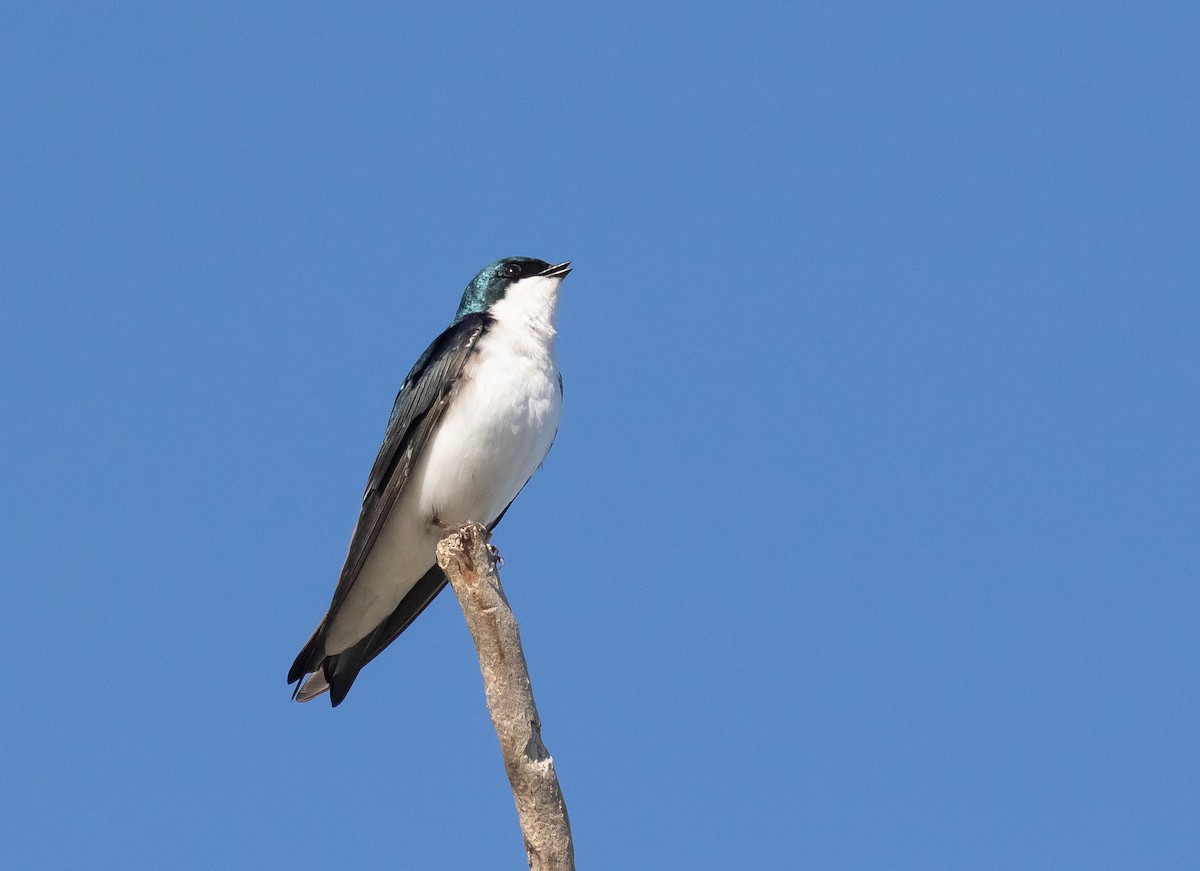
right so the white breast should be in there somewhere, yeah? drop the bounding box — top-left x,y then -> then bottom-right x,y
417,274 -> 563,528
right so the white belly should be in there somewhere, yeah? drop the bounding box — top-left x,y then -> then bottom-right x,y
323,326 -> 561,654
418,337 -> 562,527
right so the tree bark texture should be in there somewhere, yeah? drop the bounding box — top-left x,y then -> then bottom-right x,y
436,523 -> 575,871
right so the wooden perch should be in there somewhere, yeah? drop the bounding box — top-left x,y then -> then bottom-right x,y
436,523 -> 575,871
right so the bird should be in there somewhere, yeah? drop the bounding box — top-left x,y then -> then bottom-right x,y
288,256 -> 571,706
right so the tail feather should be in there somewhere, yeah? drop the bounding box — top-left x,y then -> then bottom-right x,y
294,669 -> 330,702
286,564 -> 449,706
288,621 -> 326,687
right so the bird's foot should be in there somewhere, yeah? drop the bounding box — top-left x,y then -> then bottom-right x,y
432,519 -> 502,567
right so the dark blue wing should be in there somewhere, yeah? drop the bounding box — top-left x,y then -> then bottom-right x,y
288,313 -> 490,692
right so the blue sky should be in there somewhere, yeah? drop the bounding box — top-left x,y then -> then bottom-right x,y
2,2 -> 1197,868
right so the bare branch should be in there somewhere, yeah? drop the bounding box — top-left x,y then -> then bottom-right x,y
436,523 -> 575,871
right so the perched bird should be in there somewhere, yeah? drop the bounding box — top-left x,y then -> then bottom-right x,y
289,257 -> 570,706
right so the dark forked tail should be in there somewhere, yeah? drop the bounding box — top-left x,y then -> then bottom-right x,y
287,565 -> 448,706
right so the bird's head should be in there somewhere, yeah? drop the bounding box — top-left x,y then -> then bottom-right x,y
454,257 -> 572,322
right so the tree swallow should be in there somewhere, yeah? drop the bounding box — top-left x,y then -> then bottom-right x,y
288,257 -> 571,706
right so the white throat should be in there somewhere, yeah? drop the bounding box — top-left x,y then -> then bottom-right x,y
487,275 -> 562,341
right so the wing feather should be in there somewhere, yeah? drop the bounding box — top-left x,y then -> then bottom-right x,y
287,313 -> 490,689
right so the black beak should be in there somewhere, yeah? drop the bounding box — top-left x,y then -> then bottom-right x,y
539,260 -> 572,278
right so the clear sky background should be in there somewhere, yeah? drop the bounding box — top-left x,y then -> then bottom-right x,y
2,3 -> 1197,869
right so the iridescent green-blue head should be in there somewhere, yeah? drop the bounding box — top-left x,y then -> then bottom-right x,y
455,257 -> 572,321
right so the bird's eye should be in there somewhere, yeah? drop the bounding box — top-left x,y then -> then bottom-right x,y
504,263 -> 521,278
